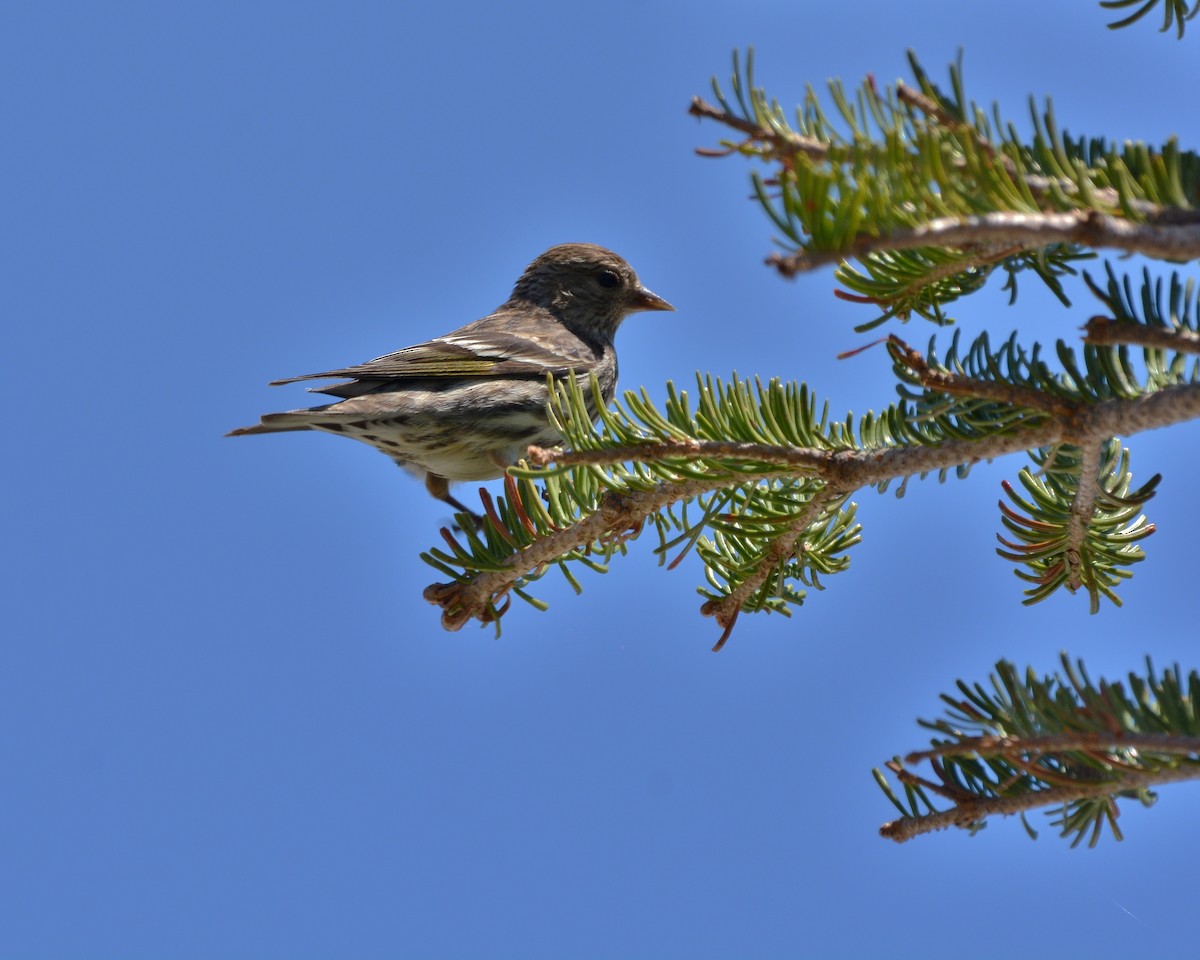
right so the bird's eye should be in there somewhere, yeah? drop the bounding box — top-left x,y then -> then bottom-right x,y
596,269 -> 622,289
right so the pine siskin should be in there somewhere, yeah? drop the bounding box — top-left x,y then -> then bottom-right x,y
227,243 -> 674,517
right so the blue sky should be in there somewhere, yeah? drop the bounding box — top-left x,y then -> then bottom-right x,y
6,2 -> 1198,956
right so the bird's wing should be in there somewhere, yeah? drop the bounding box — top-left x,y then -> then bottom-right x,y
269,310 -> 598,388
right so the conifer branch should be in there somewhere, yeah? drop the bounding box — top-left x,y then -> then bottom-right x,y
526,439 -> 834,474
886,335 -> 1076,415
423,345 -> 1200,639
1064,442 -> 1104,591
1084,315 -> 1200,354
845,242 -> 1024,309
876,655 -> 1200,845
688,96 -> 829,163
425,476 -> 739,631
693,51 -> 1200,321
908,732 -> 1200,762
879,766 -> 1197,843
766,212 -> 1200,278
699,486 -> 850,652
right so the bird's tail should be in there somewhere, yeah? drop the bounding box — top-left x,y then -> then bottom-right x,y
226,413 -> 322,437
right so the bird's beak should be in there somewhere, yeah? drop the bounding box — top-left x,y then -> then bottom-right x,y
629,285 -> 675,313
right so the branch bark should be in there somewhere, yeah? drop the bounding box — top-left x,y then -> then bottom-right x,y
767,211 -> 1200,277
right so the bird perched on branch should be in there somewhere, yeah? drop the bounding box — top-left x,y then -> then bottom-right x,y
228,243 -> 674,519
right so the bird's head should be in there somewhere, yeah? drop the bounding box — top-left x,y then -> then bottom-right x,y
511,243 -> 674,340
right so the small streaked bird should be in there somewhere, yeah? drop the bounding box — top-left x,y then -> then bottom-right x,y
228,243 -> 674,518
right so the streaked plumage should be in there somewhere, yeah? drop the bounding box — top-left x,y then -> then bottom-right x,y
228,243 -> 673,517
